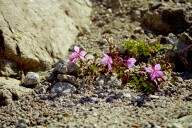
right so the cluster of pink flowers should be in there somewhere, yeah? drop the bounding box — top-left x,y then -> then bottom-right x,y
69,46 -> 163,81
101,53 -> 136,70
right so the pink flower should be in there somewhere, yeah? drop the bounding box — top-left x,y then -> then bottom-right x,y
101,53 -> 113,70
69,46 -> 86,63
126,58 -> 136,68
145,64 -> 163,81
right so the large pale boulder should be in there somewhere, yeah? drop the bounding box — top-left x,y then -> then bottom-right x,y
0,0 -> 92,76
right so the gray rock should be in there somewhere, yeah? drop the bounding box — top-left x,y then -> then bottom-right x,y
180,45 -> 192,71
179,32 -> 192,45
165,33 -> 192,71
24,72 -> 40,85
53,60 -> 78,74
0,0 -> 92,76
51,82 -> 76,96
57,74 -> 78,85
142,7 -> 191,34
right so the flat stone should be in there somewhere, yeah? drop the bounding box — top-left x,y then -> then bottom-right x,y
51,82 -> 76,96
57,74 -> 78,85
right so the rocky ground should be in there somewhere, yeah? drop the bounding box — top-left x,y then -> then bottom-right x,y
0,0 -> 192,128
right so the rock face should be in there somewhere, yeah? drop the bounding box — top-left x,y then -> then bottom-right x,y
142,6 -> 191,35
0,0 -> 92,76
0,77 -> 33,106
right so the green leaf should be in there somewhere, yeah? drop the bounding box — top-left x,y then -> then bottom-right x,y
132,75 -> 138,82
92,65 -> 99,71
142,82 -> 148,87
130,81 -> 136,85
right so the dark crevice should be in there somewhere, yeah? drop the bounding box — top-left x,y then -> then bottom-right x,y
16,44 -> 21,57
0,30 -> 5,52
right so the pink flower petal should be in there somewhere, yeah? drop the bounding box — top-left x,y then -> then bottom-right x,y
101,57 -> 108,63
74,46 -> 80,52
154,64 -> 161,71
80,51 -> 86,56
150,73 -> 156,81
156,71 -> 163,78
145,66 -> 153,73
126,58 -> 136,68
108,63 -> 112,70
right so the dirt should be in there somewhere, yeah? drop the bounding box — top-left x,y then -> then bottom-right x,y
0,0 -> 192,128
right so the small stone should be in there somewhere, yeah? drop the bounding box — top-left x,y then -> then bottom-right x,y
166,33 -> 179,45
24,72 -> 40,85
176,77 -> 183,82
150,2 -> 163,10
150,95 -> 160,99
98,93 -> 107,98
131,10 -> 141,21
107,8 -> 112,13
97,79 -> 105,86
51,82 -> 76,96
115,92 -> 124,99
134,27 -> 144,34
57,74 -> 78,85
89,97 -> 97,103
123,93 -> 132,98
106,96 -> 114,103
53,60 -> 78,74
92,112 -> 98,117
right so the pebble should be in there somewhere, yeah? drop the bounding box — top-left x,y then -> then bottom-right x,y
123,93 -> 132,98
150,95 -> 160,99
24,72 -> 40,85
106,96 -> 114,103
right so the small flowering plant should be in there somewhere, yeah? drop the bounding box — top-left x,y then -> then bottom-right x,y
68,36 -> 172,94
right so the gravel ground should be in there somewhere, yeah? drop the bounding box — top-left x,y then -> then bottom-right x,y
1,0 -> 192,128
